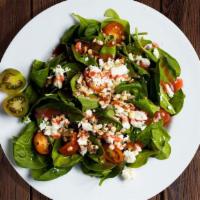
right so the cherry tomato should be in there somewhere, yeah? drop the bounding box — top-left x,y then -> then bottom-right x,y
59,133 -> 79,156
154,109 -> 171,126
103,144 -> 124,164
102,22 -> 125,43
33,132 -> 50,155
173,78 -> 183,92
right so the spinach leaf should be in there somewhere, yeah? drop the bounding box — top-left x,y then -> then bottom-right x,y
128,150 -> 156,168
100,45 -> 116,58
133,97 -> 160,116
133,30 -> 158,62
81,163 -> 111,178
24,84 -> 38,105
158,48 -> 181,77
99,164 -> 124,185
104,8 -> 120,19
136,122 -> 159,147
155,142 -> 171,160
61,24 -> 79,44
72,13 -> 100,36
77,96 -> 99,111
52,140 -> 82,168
13,122 -> 49,169
31,166 -> 71,181
170,89 -> 185,114
84,23 -> 100,38
160,87 -> 176,115
30,60 -> 49,88
82,157 -> 114,172
115,81 -> 146,97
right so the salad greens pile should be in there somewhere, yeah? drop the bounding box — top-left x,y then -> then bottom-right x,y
0,9 -> 185,184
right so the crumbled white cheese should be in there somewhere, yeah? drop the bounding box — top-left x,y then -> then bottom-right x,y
129,111 -> 147,121
105,135 -> 114,144
79,145 -> 88,156
122,167 -> 135,180
77,136 -> 88,146
122,121 -> 131,129
85,57 -> 89,62
53,65 -> 65,76
85,109 -> 93,118
39,120 -> 48,131
165,84 -> 174,98
140,58 -> 151,67
111,65 -> 129,77
80,121 -> 93,131
124,150 -> 136,163
153,48 -> 160,59
130,120 -> 146,130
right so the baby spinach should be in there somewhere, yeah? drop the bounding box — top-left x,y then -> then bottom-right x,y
115,81 -> 146,97
133,97 -> 160,116
170,89 -> 185,114
13,122 -> 49,169
160,87 -> 176,115
72,13 -> 100,37
30,60 -> 49,88
31,166 -> 71,181
158,48 -> 181,77
99,164 -> 124,185
61,24 -> 79,44
104,8 -> 120,19
24,84 -> 38,105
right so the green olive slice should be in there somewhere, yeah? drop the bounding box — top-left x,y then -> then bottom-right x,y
2,94 -> 28,117
0,68 -> 26,95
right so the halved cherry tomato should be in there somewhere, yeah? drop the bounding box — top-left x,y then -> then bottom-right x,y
103,144 -> 124,164
173,78 -> 183,92
33,132 -> 50,155
59,133 -> 79,156
0,68 -> 26,95
2,94 -> 28,117
154,109 -> 171,126
102,22 -> 125,43
35,107 -> 62,119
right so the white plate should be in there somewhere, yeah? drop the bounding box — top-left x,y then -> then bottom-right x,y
0,0 -> 200,199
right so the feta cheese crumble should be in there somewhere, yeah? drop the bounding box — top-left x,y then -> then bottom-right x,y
165,83 -> 174,98
124,150 -> 136,163
122,167 -> 135,180
153,48 -> 160,59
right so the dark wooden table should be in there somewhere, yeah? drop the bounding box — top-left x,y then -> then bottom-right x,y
0,0 -> 199,199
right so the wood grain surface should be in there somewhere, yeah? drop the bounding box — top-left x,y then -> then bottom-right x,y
0,0 -> 199,200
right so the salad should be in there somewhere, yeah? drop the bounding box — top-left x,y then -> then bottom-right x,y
0,9 -> 185,184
